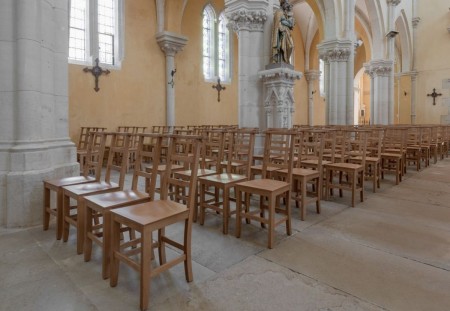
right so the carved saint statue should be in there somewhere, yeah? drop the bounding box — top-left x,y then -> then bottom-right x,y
272,0 -> 295,64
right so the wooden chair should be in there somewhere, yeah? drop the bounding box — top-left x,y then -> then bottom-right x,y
281,130 -> 325,220
83,134 -> 163,279
109,134 -> 202,311
77,127 -> 107,174
43,132 -> 107,240
349,128 -> 383,193
381,127 -> 406,185
235,129 -> 296,249
199,128 -> 257,234
62,132 -> 131,254
324,130 -> 368,207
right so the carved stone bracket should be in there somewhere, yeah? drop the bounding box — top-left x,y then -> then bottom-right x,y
156,31 -> 188,57
412,17 -> 421,28
387,0 -> 401,6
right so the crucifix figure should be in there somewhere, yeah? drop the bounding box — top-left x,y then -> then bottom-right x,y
83,58 -> 110,92
212,78 -> 226,102
427,88 -> 442,105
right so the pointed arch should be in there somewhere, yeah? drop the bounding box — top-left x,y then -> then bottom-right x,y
364,0 -> 385,59
395,10 -> 412,72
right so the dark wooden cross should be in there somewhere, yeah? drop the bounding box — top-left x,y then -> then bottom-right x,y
427,88 -> 442,105
212,78 -> 226,102
83,58 -> 110,92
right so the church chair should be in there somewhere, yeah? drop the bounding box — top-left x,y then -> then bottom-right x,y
280,130 -> 325,220
235,129 -> 296,249
349,128 -> 383,193
172,131 -> 225,222
109,134 -> 202,311
324,130 -> 368,207
406,126 -> 423,171
381,127 -> 407,185
83,133 -> 163,279
62,132 -> 132,254
43,131 -> 107,240
77,127 -> 107,174
198,128 -> 257,234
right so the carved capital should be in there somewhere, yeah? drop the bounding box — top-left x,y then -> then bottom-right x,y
412,17 -> 421,28
226,9 -> 267,32
156,31 -> 188,57
387,0 -> 401,6
364,59 -> 394,78
259,67 -> 303,82
317,39 -> 353,62
304,70 -> 321,82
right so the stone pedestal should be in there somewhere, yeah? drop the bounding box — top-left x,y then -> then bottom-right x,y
259,64 -> 303,128
0,0 -> 78,227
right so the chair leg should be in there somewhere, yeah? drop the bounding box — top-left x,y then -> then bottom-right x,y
285,191 -> 292,236
301,179 -> 307,221
140,228 -> 152,311
316,177 -> 321,214
268,194 -> 275,249
62,194 -> 70,242
158,228 -> 166,265
84,206 -> 93,263
110,218 -> 121,287
223,187 -> 229,235
235,189 -> 242,238
183,218 -> 193,283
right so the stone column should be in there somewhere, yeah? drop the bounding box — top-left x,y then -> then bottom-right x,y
364,60 -> 393,125
411,16 -> 420,124
387,0 -> 401,124
156,32 -> 188,128
318,40 -> 353,125
225,0 -> 269,129
259,66 -> 303,128
304,70 -> 321,126
0,0 -> 78,227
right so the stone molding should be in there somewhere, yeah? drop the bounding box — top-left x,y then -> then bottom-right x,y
259,67 -> 303,82
304,70 -> 321,82
226,9 -> 267,32
156,31 -> 188,57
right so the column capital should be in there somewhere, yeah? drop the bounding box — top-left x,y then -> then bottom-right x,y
317,39 -> 352,62
387,0 -> 401,6
226,9 -> 267,32
156,31 -> 188,57
304,70 -> 321,82
225,0 -> 269,32
412,17 -> 421,28
364,59 -> 394,77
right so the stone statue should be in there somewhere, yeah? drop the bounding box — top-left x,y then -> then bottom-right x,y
271,0 -> 295,64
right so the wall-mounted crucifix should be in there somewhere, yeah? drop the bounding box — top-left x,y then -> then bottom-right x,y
83,58 -> 110,92
212,78 -> 226,102
427,88 -> 442,105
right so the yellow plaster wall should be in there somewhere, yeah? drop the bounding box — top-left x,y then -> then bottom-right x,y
415,0 -> 450,124
69,0 -> 165,143
176,0 -> 238,126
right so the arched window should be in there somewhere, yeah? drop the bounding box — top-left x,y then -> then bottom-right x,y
202,6 -> 232,82
202,5 -> 216,80
69,0 -> 124,68
218,13 -> 230,82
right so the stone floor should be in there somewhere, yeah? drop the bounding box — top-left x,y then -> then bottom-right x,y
1,159 -> 450,311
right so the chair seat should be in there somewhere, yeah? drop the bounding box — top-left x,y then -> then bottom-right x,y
199,173 -> 247,185
325,162 -> 363,170
236,178 -> 289,192
111,200 -> 188,226
301,159 -> 332,166
381,152 -> 402,158
250,165 -> 281,172
63,181 -> 119,196
84,190 -> 150,209
175,168 -> 216,178
45,176 -> 95,188
351,156 -> 380,163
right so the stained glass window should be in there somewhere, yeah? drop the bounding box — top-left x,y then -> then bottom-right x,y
202,5 -> 215,80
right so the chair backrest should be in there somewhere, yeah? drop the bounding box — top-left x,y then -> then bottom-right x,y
262,129 -> 297,182
104,132 -> 133,189
82,131 -> 109,180
383,127 -> 407,154
161,135 -> 203,219
225,128 -> 258,176
201,129 -> 226,170
297,130 -> 325,172
78,127 -> 107,150
131,133 -> 163,198
367,128 -> 384,158
322,129 -> 337,162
